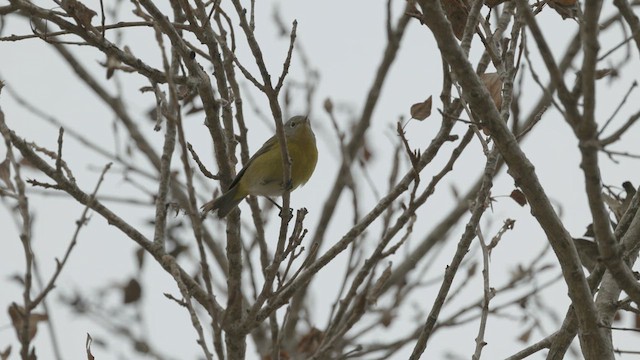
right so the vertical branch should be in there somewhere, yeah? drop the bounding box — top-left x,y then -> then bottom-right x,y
613,0 -> 640,55
578,0 -> 640,323
417,1 -> 611,358
0,96 -> 35,360
472,228 -> 492,360
410,149 -> 498,359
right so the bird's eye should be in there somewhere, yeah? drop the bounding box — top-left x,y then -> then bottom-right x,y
290,121 -> 297,128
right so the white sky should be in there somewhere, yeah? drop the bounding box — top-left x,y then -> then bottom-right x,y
1,1 -> 639,359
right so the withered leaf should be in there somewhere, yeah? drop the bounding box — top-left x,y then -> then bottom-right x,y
442,0 -> 469,40
467,261 -> 478,277
323,98 -> 333,114
262,351 -> 290,360
381,309 -> 394,327
297,327 -> 324,354
86,333 -> 95,360
551,0 -> 577,6
613,310 -> 622,323
135,248 -> 145,270
123,278 -> 142,304
104,54 -> 120,79
0,346 -> 11,360
410,96 -> 433,120
517,325 -> 534,343
361,140 -> 373,163
510,189 -> 527,206
480,73 -> 503,109
8,303 -> 48,342
61,0 -> 96,28
484,0 -> 509,7
547,0 -> 579,19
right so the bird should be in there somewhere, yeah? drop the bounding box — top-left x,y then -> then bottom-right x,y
202,115 -> 318,218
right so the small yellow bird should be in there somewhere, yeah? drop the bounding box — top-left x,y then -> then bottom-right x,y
202,115 -> 318,218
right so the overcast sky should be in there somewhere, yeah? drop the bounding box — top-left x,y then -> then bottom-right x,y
1,1 -> 639,359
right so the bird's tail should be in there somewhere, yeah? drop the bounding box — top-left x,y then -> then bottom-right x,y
201,186 -> 243,218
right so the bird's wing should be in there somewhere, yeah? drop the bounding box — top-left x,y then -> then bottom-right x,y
227,135 -> 277,190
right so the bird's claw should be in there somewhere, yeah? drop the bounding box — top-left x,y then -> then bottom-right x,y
278,207 -> 294,219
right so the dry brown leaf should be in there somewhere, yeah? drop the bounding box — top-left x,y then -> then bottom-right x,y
0,346 -> 11,360
86,333 -> 95,360
551,0 -> 577,6
480,124 -> 491,136
484,0 -> 510,7
410,96 -> 433,120
123,278 -> 142,304
61,0 -> 97,27
8,304 -> 48,342
547,0 -> 579,19
467,261 -> 478,277
381,309 -> 394,327
104,54 -> 120,79
323,98 -> 333,114
297,328 -> 324,355
361,139 -> 373,163
613,310 -> 622,323
442,0 -> 469,40
480,73 -> 503,109
510,189 -> 527,206
262,351 -> 290,360
517,325 -> 534,343
135,248 -> 145,270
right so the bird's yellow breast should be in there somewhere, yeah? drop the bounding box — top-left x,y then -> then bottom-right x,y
237,126 -> 317,196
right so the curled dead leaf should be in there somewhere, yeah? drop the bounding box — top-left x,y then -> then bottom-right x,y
613,310 -> 622,323
510,189 -> 527,206
123,278 -> 142,304
381,309 -> 394,327
0,346 -> 11,360
135,248 -> 145,270
323,98 -> 333,114
297,328 -> 324,355
480,123 -> 491,136
551,0 -> 576,6
86,333 -> 95,360
410,96 -> 433,120
262,351 -> 290,360
104,54 -> 120,79
8,303 -> 48,342
484,0 -> 509,7
517,325 -> 535,343
480,73 -> 503,109
547,0 -> 579,19
60,0 -> 97,28
442,0 -> 469,40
